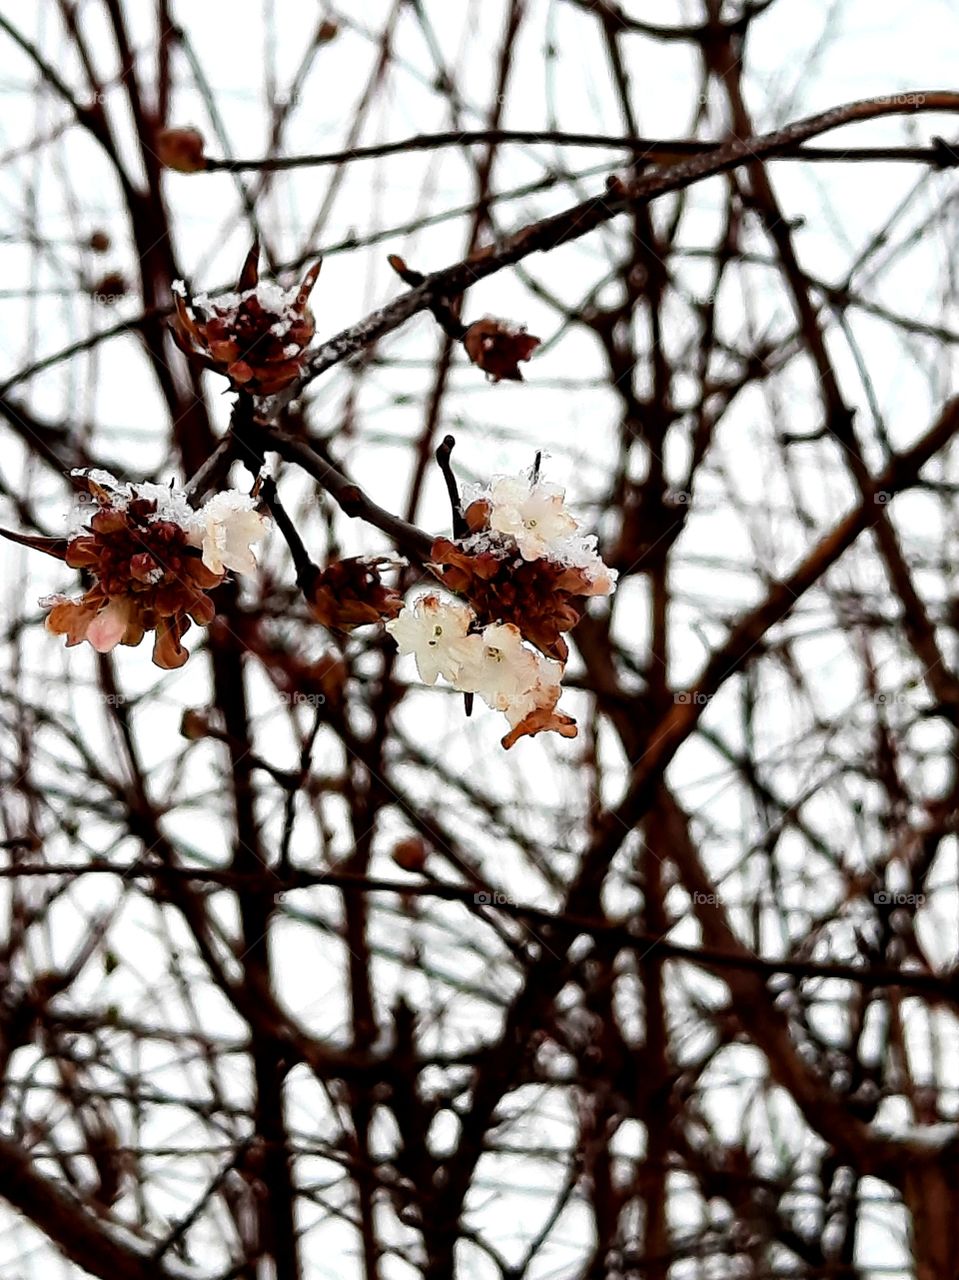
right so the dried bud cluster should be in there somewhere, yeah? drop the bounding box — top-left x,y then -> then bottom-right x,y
40,471 -> 268,669
307,556 -> 404,631
172,242 -> 321,396
386,469 -> 615,748
462,317 -> 541,382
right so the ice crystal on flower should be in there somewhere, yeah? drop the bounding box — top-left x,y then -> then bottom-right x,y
487,474 -> 578,560
187,490 -> 268,576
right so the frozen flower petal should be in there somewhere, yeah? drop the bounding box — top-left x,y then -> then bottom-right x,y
501,650 -> 577,748
502,703 -> 578,749
189,491 -> 268,576
44,597 -> 101,647
153,616 -> 190,669
501,649 -> 564,727
487,474 -> 578,561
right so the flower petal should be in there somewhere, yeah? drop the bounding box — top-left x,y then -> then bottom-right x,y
86,600 -> 132,652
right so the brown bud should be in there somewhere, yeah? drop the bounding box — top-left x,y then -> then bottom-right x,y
464,498 -> 491,533
463,317 -> 541,382
180,708 -> 211,740
156,126 -> 208,173
391,836 -> 429,873
388,254 -> 425,286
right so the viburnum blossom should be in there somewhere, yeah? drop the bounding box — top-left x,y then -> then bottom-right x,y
384,592 -> 473,685
454,622 -> 539,710
428,467 -> 617,663
430,535 -> 614,663
189,490 -> 268,575
486,474 -> 578,560
383,465 -> 615,747
386,601 -> 579,748
30,472 -> 268,669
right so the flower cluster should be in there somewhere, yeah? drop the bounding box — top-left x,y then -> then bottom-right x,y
307,556 -> 404,631
172,242 -> 321,396
385,594 -> 575,748
40,471 -> 268,669
462,317 -> 541,383
385,469 -> 615,747
431,470 -> 615,663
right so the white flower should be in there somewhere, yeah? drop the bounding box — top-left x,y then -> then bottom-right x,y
385,592 -> 474,685
188,491 -> 269,575
501,649 -> 564,727
452,622 -> 539,709
487,474 -> 578,560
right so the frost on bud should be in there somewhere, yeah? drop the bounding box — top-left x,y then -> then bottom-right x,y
462,317 -> 540,382
171,241 -> 322,396
156,126 -> 208,173
307,557 -> 404,632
